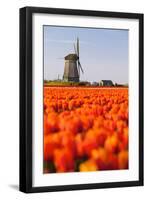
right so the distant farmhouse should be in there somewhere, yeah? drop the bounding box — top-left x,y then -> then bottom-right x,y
99,80 -> 114,86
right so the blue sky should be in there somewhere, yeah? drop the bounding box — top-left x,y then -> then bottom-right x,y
44,26 -> 128,84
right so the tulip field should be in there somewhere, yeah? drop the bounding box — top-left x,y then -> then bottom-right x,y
43,87 -> 128,173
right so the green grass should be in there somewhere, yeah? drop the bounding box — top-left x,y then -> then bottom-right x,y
44,81 -> 89,86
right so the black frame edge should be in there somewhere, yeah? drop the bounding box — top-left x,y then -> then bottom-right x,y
26,180 -> 142,193
139,14 -> 144,186
19,7 -> 33,193
21,6 -> 143,19
19,7 -> 27,192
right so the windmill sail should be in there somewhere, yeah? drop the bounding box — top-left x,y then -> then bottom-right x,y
77,37 -> 79,57
76,38 -> 84,77
74,43 -> 77,55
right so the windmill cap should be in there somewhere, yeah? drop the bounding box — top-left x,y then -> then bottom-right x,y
65,54 -> 78,60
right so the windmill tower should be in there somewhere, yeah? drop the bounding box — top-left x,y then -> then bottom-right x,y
63,38 -> 84,82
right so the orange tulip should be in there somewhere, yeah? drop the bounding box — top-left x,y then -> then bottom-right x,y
54,148 -> 75,172
43,87 -> 128,173
118,150 -> 128,169
79,159 -> 98,172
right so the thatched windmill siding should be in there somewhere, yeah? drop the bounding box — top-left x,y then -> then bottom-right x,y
63,38 -> 84,82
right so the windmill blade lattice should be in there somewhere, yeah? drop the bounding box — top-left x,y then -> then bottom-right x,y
78,60 -> 84,74
74,43 -> 77,54
77,37 -> 79,57
76,37 -> 84,77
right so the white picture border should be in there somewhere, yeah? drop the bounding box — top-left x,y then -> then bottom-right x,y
32,13 -> 139,187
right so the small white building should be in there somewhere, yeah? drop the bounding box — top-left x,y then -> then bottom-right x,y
99,80 -> 114,86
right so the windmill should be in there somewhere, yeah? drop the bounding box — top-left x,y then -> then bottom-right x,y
63,38 -> 84,82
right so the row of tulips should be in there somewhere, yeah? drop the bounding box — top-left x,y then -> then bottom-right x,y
44,87 -> 128,173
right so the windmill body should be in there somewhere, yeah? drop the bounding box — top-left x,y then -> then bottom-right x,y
63,54 -> 79,82
63,38 -> 84,82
